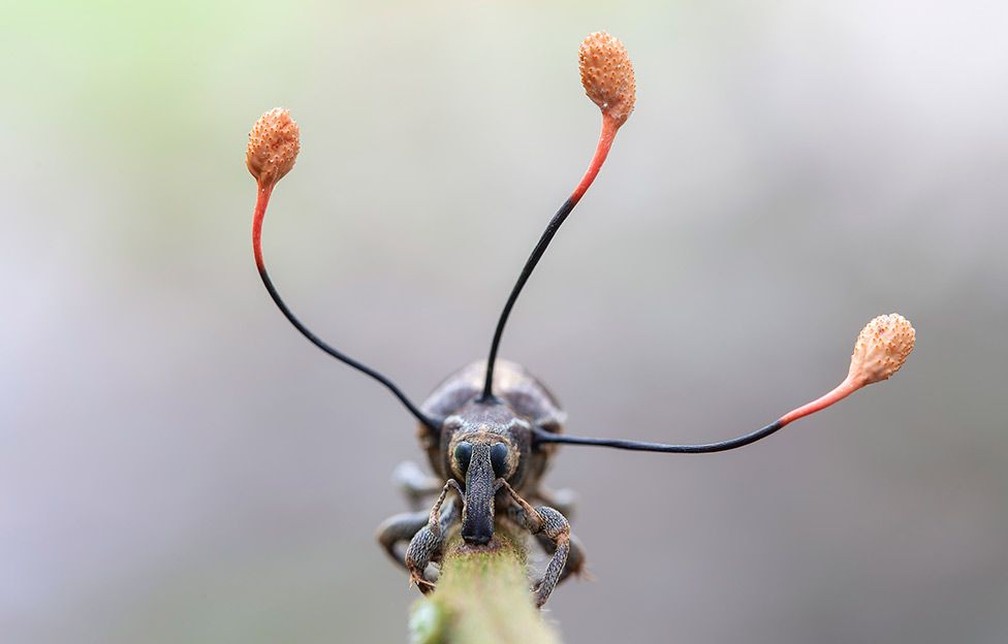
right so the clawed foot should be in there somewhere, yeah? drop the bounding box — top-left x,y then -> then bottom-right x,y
410,571 -> 437,594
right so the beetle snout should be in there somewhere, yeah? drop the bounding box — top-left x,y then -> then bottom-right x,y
461,502 -> 495,545
461,524 -> 493,545
461,450 -> 497,546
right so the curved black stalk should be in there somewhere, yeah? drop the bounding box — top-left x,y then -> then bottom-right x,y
531,420 -> 785,454
481,197 -> 576,401
257,264 -> 440,433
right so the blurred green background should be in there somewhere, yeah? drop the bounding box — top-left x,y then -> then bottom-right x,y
3,1 -> 1007,642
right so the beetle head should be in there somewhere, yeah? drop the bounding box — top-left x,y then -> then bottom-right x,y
441,400 -> 531,545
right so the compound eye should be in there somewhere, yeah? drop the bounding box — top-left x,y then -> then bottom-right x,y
453,441 -> 473,475
490,442 -> 509,478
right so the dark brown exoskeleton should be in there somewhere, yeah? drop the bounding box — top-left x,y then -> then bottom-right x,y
248,33 -> 915,609
376,360 -> 581,607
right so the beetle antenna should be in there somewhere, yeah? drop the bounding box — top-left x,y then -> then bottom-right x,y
533,314 -> 916,453
247,108 -> 439,432
480,32 -> 637,402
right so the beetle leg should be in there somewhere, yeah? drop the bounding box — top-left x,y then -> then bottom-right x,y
376,509 -> 429,571
532,485 -> 578,521
535,531 -> 587,586
499,481 -> 571,608
404,480 -> 462,592
391,460 -> 444,511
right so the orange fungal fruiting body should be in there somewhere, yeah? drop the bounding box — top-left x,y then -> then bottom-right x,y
848,313 -> 916,386
247,108 -> 301,187
579,31 -> 636,127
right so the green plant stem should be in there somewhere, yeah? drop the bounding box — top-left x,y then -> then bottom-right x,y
409,525 -> 560,644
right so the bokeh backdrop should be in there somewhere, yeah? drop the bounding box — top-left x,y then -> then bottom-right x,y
3,1 -> 1007,642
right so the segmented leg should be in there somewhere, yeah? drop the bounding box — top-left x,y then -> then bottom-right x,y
376,509 -> 430,571
377,463 -> 457,571
404,480 -> 462,592
535,531 -> 586,585
500,481 -> 571,608
391,460 -> 444,510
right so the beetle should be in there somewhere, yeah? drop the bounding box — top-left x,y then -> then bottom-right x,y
376,359 -> 577,607
245,32 -> 915,608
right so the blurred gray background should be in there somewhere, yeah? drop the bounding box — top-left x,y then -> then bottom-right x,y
3,1 -> 1007,642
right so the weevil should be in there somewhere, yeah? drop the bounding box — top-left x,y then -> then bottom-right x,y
246,32 -> 915,608
377,359 -> 580,607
